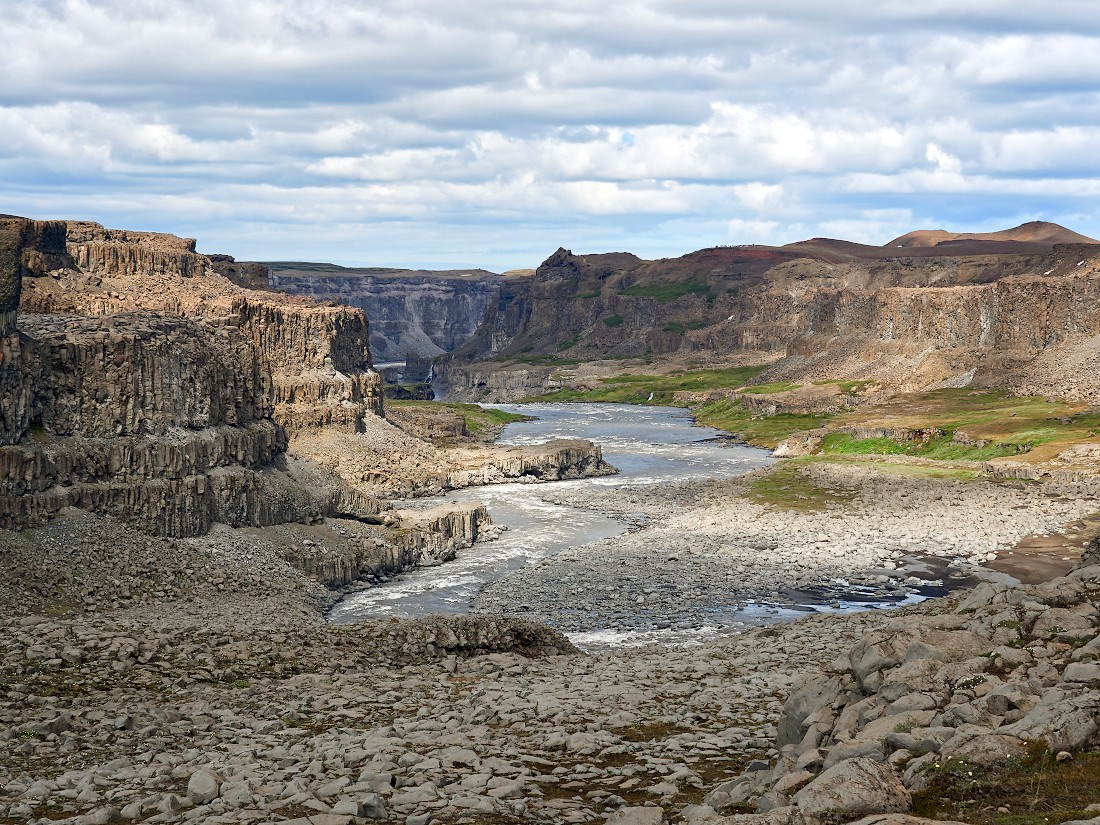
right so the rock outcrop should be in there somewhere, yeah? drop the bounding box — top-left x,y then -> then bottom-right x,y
20,224 -> 385,437
700,563 -> 1100,823
1,216 -> 387,536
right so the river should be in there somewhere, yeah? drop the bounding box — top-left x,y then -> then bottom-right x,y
327,403 -> 776,630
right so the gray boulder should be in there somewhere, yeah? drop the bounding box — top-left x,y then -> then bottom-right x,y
793,758 -> 910,819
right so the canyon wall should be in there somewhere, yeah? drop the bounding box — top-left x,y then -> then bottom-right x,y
440,243 -> 1100,401
267,264 -> 504,362
19,222 -> 385,436
1,216 -> 387,536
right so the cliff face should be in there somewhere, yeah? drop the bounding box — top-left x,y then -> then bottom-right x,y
1,217 -> 386,536
440,240 -> 1100,401
267,264 -> 504,362
19,222 -> 385,436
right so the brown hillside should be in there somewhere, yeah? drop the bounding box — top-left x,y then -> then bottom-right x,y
886,220 -> 1099,248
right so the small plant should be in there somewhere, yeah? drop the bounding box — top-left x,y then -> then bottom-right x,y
893,717 -> 921,734
956,675 -> 986,690
603,315 -> 624,328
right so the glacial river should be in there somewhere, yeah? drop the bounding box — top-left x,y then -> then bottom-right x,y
327,403 -> 776,627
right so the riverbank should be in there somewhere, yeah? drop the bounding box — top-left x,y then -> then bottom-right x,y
0,501 -> 955,825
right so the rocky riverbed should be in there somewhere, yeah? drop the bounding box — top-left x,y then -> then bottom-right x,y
474,462 -> 1100,639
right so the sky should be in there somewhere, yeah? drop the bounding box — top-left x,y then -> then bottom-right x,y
3,1 -> 1100,270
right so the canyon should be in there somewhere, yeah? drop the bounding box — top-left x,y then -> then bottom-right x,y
4,213 -> 1100,825
263,263 -> 504,364
0,214 -> 609,568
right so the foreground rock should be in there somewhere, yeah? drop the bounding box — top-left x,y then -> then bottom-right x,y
694,563 -> 1100,823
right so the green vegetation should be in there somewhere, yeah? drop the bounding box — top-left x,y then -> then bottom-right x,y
620,279 -> 715,304
577,291 -> 601,299
741,381 -> 801,395
692,398 -> 834,448
812,379 -> 876,395
745,462 -> 857,512
817,389 -> 1100,462
557,335 -> 581,351
835,388 -> 1093,449
526,366 -> 768,406
510,355 -> 581,366
911,745 -> 1100,824
821,432 -> 1022,461
892,717 -> 922,734
460,405 -> 534,435
603,315 -> 624,328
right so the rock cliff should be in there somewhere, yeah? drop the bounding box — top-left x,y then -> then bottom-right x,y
266,263 -> 504,362
1,216 -> 388,537
440,230 -> 1100,402
20,224 -> 385,436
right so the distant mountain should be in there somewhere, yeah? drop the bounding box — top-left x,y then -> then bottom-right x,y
885,221 -> 1099,249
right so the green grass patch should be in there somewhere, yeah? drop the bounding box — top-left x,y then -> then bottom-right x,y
577,291 -> 601,299
663,322 -> 686,335
557,335 -> 581,351
693,398 -> 833,448
836,388 -> 1092,449
741,381 -> 802,395
524,366 -> 771,406
745,463 -> 857,512
620,280 -> 715,304
812,379 -> 875,395
911,745 -> 1100,824
509,355 -> 582,366
603,314 -> 625,328
386,400 -> 533,436
821,432 -> 1023,461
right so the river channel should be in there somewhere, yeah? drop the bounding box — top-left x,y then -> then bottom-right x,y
327,403 -> 776,634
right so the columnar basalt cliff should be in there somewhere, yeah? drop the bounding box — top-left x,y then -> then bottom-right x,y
438,226 -> 1100,402
0,216 -> 388,536
19,222 -> 385,436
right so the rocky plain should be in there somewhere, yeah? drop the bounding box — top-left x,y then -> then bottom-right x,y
4,214 -> 1100,825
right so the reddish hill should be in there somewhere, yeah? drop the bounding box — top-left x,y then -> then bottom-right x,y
885,221 -> 1099,249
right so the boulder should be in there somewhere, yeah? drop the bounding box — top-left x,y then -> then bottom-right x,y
186,769 -> 220,805
793,758 -> 910,819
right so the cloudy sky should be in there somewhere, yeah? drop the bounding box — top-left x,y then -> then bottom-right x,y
3,1 -> 1100,269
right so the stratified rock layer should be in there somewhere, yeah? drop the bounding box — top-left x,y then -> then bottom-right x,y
1,217 -> 387,536
267,263 -> 504,362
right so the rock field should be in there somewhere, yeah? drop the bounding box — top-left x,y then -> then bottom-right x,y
4,460 -> 1100,825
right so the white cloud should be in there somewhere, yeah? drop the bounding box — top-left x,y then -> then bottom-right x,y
2,0 -> 1100,268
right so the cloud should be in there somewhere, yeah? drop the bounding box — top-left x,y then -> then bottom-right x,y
2,0 -> 1099,269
